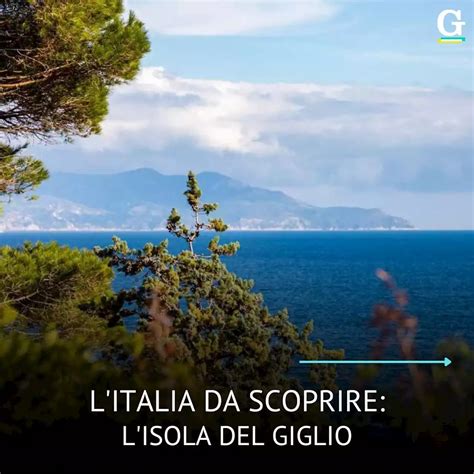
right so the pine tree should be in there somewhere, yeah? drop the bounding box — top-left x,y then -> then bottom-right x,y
0,0 -> 150,141
166,171 -> 239,256
0,1 -> 150,218
97,172 -> 342,390
0,241 -> 114,336
0,143 -> 49,209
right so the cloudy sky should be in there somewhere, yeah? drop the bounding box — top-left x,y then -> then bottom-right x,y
36,0 -> 473,229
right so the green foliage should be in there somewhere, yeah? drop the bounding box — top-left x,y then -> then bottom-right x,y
208,236 -> 240,256
97,173 -> 342,390
97,238 -> 342,390
183,171 -> 202,212
0,310 -> 195,434
0,0 -> 150,141
0,303 -> 17,326
0,241 -> 114,336
166,171 -> 238,255
0,143 -> 49,208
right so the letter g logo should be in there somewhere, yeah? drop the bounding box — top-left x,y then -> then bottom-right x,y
437,9 -> 465,37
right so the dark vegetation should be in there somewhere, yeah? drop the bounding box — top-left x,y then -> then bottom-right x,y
0,0 -> 150,207
0,0 -> 150,141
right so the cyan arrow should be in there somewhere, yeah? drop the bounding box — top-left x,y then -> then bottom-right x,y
299,357 -> 452,367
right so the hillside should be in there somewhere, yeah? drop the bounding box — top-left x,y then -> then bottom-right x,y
1,169 -> 413,231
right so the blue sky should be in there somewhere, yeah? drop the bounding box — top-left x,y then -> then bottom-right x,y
142,1 -> 472,89
38,0 -> 473,229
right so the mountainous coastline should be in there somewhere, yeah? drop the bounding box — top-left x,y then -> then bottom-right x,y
1,168 -> 413,231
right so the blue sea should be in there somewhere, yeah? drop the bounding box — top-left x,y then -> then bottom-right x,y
1,231 -> 473,365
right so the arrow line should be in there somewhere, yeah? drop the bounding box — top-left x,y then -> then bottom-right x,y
299,357 -> 452,367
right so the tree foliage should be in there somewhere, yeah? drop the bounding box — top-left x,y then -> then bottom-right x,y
166,171 -> 239,255
96,172 -> 343,390
0,142 -> 48,206
0,241 -> 114,336
0,309 -> 197,435
0,0 -> 150,141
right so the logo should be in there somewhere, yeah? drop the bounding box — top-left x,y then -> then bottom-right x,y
437,9 -> 466,44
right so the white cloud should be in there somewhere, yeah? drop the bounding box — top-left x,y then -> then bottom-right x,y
125,0 -> 337,35
84,67 -> 472,157
38,66 -> 473,228
44,66 -> 472,202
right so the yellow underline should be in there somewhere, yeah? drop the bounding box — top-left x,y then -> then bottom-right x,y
438,39 -> 464,44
